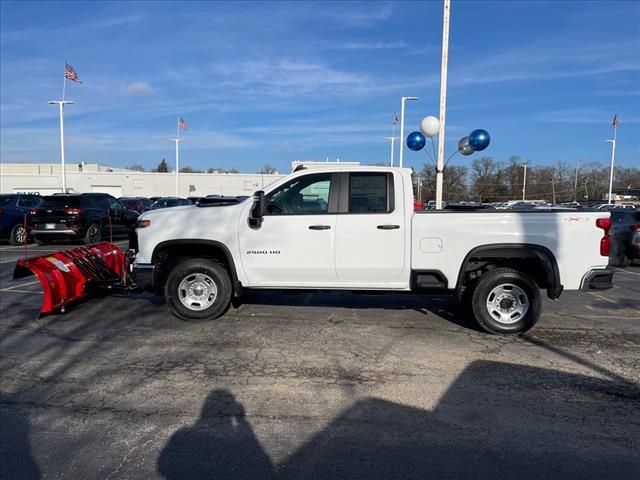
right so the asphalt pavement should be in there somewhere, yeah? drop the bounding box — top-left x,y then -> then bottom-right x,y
1,240 -> 639,479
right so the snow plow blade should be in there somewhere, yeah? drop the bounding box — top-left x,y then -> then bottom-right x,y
13,242 -> 128,315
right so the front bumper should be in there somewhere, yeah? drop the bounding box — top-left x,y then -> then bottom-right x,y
133,262 -> 155,291
580,267 -> 615,291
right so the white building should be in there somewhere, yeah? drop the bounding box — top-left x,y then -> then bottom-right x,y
0,162 -> 284,198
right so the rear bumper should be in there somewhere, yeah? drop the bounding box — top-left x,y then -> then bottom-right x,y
133,262 -> 155,291
580,267 -> 615,291
31,229 -> 79,237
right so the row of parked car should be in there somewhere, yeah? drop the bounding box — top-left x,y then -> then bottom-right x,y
0,193 -> 248,246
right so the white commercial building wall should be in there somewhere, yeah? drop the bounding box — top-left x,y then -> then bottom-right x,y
0,163 -> 284,197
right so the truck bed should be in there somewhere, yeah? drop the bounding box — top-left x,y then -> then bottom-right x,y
411,211 -> 609,290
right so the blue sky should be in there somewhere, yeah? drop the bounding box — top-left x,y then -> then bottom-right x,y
1,0 -> 639,173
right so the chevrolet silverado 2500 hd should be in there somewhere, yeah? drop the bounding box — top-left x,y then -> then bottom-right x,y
132,166 -> 614,334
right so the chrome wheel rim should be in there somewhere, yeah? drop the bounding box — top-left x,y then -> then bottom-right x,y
88,225 -> 101,242
178,273 -> 217,311
486,283 -> 529,324
14,226 -> 26,244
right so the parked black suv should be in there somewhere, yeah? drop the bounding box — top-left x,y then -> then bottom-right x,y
0,193 -> 42,245
29,193 -> 139,245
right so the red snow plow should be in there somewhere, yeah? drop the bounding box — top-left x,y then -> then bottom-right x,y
13,242 -> 134,315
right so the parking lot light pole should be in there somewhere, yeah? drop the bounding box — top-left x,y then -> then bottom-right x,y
521,164 -> 527,201
399,96 -> 418,168
435,0 -> 451,210
48,100 -> 74,193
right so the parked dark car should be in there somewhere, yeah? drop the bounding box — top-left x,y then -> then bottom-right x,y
29,193 -> 139,245
119,196 -> 152,213
146,197 -> 192,210
196,195 -> 249,206
0,194 -> 42,245
609,209 -> 640,267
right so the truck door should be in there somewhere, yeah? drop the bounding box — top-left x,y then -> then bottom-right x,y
239,172 -> 338,287
334,172 -> 406,287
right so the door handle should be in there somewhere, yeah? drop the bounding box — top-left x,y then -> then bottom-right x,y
377,224 -> 400,230
309,225 -> 331,230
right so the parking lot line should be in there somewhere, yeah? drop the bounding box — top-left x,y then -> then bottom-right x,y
616,268 -> 640,277
0,288 -> 42,294
589,292 -> 616,304
2,280 -> 41,291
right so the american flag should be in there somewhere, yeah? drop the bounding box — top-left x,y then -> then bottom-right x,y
612,114 -> 619,129
64,63 -> 82,83
178,117 -> 188,130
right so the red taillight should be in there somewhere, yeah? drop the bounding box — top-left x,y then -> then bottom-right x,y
630,225 -> 640,232
65,208 -> 83,215
596,217 -> 612,257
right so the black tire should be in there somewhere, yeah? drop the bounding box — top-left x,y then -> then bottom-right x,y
164,258 -> 232,321
9,223 -> 28,246
469,267 -> 541,335
83,223 -> 102,245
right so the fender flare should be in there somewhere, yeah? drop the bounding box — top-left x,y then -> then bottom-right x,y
151,239 -> 242,296
455,243 -> 562,300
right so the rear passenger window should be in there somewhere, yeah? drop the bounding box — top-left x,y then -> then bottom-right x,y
348,173 -> 391,213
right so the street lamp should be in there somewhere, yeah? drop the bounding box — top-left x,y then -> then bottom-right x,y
399,96 -> 418,168
521,164 -> 527,201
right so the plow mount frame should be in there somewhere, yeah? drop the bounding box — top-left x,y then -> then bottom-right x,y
13,242 -> 136,315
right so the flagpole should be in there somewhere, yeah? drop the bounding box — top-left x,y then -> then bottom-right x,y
391,117 -> 397,166
607,124 -> 617,205
49,100 -> 74,193
62,62 -> 67,102
170,137 -> 183,197
385,137 -> 397,166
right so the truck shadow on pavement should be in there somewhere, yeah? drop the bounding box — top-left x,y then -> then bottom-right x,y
237,290 -> 482,332
157,361 -> 640,480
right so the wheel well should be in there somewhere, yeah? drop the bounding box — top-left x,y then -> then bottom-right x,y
152,240 -> 241,296
456,244 -> 562,300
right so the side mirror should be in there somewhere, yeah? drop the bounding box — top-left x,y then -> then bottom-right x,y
249,190 -> 266,228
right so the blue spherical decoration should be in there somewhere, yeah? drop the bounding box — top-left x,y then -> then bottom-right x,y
468,129 -> 490,151
406,131 -> 426,151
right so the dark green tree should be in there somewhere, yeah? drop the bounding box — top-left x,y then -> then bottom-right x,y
155,158 -> 169,173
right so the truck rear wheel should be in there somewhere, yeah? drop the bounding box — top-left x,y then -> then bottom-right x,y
470,267 -> 541,335
165,258 -> 232,321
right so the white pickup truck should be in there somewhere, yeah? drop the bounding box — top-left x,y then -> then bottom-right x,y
132,166 -> 614,334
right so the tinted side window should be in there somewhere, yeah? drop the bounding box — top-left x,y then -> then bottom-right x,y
105,197 -> 124,210
266,174 -> 332,215
348,173 -> 389,213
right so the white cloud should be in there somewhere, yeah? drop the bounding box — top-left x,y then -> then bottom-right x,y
335,41 -> 408,50
124,81 -> 153,95
322,4 -> 394,27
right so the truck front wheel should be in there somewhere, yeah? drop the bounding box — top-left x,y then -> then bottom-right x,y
470,267 -> 541,335
165,258 -> 232,321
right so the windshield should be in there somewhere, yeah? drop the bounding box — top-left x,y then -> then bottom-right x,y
40,195 -> 80,208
